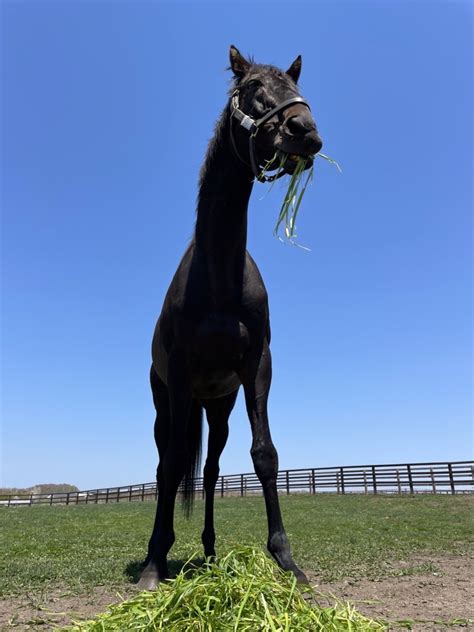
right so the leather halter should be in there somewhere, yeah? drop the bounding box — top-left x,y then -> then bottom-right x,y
230,89 -> 311,182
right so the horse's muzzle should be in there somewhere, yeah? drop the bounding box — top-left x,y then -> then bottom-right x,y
278,130 -> 323,161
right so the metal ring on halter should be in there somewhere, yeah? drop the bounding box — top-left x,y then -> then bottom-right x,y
229,89 -> 311,182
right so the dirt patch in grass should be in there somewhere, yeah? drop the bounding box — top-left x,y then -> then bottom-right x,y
0,554 -> 472,630
309,554 -> 474,630
0,586 -> 136,630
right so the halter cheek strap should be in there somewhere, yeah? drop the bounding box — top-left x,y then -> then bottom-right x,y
230,90 -> 311,182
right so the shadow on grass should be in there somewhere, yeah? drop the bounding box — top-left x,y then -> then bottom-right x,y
125,557 -> 207,584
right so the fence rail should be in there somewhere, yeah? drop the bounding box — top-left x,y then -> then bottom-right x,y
1,461 -> 472,507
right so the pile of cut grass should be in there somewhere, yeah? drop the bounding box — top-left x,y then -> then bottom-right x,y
68,547 -> 385,631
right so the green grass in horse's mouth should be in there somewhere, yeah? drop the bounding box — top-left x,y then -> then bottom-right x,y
260,151 -> 341,247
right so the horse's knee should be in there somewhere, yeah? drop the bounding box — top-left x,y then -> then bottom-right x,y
250,442 -> 278,482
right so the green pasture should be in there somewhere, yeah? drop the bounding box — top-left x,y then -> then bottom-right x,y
1,494 -> 472,598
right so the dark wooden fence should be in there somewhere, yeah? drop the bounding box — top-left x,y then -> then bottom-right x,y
1,461 -> 472,507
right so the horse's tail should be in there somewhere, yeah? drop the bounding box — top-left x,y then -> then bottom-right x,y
181,399 -> 203,518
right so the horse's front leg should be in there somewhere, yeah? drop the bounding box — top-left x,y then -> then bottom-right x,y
240,340 -> 308,583
140,368 -> 170,583
138,353 -> 192,590
201,391 -> 238,558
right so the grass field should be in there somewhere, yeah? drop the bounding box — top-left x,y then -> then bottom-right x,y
1,494 -> 472,598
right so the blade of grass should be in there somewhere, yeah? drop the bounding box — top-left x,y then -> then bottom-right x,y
317,152 -> 342,172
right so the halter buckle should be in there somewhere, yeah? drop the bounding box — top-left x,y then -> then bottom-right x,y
240,115 -> 255,131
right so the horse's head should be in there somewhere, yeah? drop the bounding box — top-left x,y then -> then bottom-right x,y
229,45 -> 323,180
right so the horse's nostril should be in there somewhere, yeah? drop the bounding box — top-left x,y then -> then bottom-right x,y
313,135 -> 323,154
286,115 -> 315,137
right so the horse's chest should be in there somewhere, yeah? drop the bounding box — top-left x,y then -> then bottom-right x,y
192,313 -> 250,367
170,313 -> 246,399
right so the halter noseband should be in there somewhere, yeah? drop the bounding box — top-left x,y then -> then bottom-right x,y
230,89 -> 311,182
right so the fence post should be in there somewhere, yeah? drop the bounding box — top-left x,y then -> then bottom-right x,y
339,467 -> 345,494
221,476 -> 224,498
105,488 -> 109,504
363,471 -> 368,494
141,484 -> 145,502
129,486 -> 132,502
240,474 -> 244,497
372,466 -> 377,494
407,464 -> 414,494
50,493 -> 53,506
286,470 -> 290,495
116,488 -> 120,503
447,463 -> 455,494
95,489 -> 99,504
66,493 -> 70,506
311,469 -> 316,494
430,468 -> 437,494
336,471 -> 340,494
396,470 -> 401,494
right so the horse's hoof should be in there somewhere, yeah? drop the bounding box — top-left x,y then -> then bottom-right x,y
294,567 -> 309,584
137,562 -> 166,591
137,572 -> 160,591
268,544 -> 308,584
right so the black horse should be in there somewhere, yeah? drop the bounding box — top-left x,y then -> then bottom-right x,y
138,46 -> 323,590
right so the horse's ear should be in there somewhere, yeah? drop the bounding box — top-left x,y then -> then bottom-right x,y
286,55 -> 302,83
229,45 -> 251,78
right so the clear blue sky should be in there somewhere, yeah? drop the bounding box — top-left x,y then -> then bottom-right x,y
1,1 -> 472,490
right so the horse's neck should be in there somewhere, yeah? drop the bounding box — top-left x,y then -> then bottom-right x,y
194,111 -> 254,309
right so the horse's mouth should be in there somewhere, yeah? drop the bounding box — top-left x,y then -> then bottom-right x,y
283,152 -> 314,174
257,150 -> 315,179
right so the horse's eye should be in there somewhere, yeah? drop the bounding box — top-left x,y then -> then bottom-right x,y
246,79 -> 262,90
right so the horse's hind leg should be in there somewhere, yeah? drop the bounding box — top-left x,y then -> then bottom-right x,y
201,391 -> 238,558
